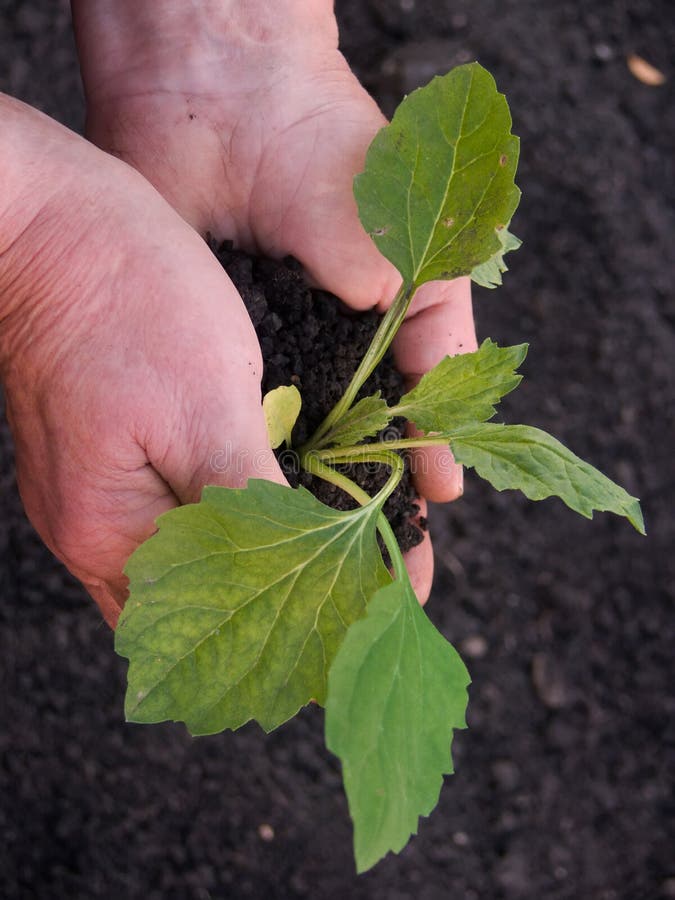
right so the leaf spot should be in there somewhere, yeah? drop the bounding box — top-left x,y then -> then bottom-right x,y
372,227 -> 390,237
499,154 -> 508,166
443,217 -> 455,228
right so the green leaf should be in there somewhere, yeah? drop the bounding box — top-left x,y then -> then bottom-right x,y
263,384 -> 302,448
394,338 -> 527,432
447,423 -> 646,533
326,573 -> 470,872
324,392 -> 393,448
115,480 -> 391,735
354,62 -> 520,288
471,225 -> 522,288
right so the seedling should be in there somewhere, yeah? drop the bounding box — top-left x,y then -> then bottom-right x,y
115,64 -> 644,872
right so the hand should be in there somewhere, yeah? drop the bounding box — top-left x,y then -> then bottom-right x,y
72,1 -> 478,602
0,98 -> 283,626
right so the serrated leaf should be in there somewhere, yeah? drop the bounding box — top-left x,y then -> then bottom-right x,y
115,480 -> 391,735
324,392 -> 393,448
263,384 -> 302,448
471,225 -> 522,288
326,573 -> 470,872
394,338 -> 527,432
447,423 -> 645,533
354,62 -> 520,287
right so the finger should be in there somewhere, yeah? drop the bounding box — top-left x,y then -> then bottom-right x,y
401,499 -> 433,606
391,277 -> 476,368
406,426 -> 465,504
84,579 -> 126,629
273,76 -> 403,312
393,277 -> 477,502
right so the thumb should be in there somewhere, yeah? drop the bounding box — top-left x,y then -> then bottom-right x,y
275,70 -> 402,313
147,387 -> 288,507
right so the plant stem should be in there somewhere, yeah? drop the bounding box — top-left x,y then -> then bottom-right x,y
302,450 -> 404,509
374,510 -> 408,583
302,453 -> 372,506
302,281 -> 415,451
314,434 -> 452,462
302,451 -> 408,583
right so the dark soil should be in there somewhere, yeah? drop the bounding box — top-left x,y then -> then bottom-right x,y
210,241 -> 423,554
1,2 -> 673,899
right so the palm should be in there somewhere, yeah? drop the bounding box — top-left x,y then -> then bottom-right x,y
77,33 -> 476,601
84,51 -> 395,309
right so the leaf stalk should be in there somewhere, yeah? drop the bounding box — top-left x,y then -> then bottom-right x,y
302,451 -> 408,582
314,434 -> 452,462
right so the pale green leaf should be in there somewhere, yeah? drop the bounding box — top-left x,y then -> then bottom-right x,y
115,480 -> 391,735
394,338 -> 527,432
263,384 -> 302,448
471,225 -> 522,288
447,423 -> 645,533
354,62 -> 520,287
324,392 -> 393,448
325,573 -> 470,872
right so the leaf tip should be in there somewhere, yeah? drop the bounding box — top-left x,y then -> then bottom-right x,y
627,500 -> 646,535
513,341 -> 529,366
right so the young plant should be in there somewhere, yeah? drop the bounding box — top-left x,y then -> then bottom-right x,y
114,64 -> 644,873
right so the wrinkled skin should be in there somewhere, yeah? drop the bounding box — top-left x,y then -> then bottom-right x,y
1,3 -> 476,625
73,3 -> 477,595
0,99 -> 283,625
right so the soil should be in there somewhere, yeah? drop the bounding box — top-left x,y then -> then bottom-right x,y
0,2 -> 673,899
210,241 -> 424,555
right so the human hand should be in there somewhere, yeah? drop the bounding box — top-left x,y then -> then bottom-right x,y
71,0 -> 478,601
0,96 -> 283,626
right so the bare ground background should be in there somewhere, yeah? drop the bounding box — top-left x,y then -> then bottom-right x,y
1,1 -> 673,898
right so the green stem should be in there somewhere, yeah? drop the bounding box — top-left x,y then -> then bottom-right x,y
302,281 -> 416,451
375,510 -> 408,583
314,434 -> 452,463
302,450 -> 404,508
302,453 -> 372,506
302,451 -> 408,582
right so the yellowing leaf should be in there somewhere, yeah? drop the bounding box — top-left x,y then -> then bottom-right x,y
116,480 -> 391,735
263,384 -> 302,448
471,225 -> 522,288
